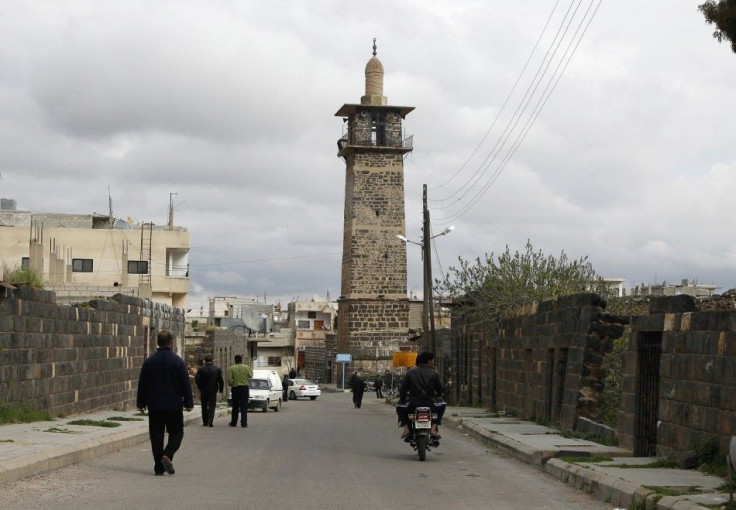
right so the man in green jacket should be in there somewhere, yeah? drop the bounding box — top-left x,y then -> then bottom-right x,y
227,355 -> 253,428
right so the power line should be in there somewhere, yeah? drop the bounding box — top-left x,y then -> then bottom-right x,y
190,252 -> 342,268
434,0 -> 603,226
433,0 -> 584,212
427,0 -> 603,227
430,0 -> 563,194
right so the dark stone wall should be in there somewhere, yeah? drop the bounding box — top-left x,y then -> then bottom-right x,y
337,297 -> 410,374
618,295 -> 736,457
449,294 -> 627,430
0,286 -> 184,417
303,346 -> 327,383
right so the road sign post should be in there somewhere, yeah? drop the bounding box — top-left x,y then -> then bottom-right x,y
335,353 -> 352,391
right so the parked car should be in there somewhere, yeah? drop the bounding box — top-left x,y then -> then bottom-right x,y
286,379 -> 321,400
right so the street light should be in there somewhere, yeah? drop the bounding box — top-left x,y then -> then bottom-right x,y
396,185 -> 454,353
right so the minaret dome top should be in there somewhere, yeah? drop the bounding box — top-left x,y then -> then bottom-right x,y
361,38 -> 387,106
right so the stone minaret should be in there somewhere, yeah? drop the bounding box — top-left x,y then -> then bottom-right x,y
335,41 -> 414,374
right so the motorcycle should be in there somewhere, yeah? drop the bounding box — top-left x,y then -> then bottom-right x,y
406,406 -> 439,461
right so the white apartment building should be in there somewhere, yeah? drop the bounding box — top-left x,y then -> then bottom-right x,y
288,296 -> 337,371
0,199 -> 190,308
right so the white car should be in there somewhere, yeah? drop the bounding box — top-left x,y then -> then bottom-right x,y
248,378 -> 282,412
286,379 -> 321,400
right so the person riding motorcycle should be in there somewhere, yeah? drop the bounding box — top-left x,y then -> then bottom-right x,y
397,351 -> 445,440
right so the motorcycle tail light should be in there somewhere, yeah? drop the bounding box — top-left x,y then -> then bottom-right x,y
417,412 -> 430,421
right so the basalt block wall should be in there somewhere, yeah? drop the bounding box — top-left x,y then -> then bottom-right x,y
450,293 -> 627,430
618,295 -> 736,457
337,298 -> 410,375
0,286 -> 184,417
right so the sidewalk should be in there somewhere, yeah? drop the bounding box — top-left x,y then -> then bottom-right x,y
0,399 -> 732,510
0,406 -> 229,485
442,407 -> 730,510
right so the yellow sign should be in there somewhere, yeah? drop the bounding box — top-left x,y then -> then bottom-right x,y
392,351 -> 417,367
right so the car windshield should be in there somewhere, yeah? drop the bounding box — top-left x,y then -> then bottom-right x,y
250,379 -> 269,390
293,379 -> 313,386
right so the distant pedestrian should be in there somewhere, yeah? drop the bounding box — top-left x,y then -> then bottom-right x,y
349,371 -> 366,408
136,330 -> 193,476
195,355 -> 224,427
375,377 -> 383,399
282,373 -> 290,401
227,355 -> 253,428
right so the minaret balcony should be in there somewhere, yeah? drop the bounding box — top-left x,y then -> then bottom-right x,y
337,132 -> 413,158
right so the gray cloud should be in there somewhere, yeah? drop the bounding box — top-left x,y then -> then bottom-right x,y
1,0 -> 736,310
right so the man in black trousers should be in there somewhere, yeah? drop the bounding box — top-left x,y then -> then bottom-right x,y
136,330 -> 194,476
195,355 -> 224,427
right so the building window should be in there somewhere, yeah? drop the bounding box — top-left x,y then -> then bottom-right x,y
127,261 -> 148,274
21,257 -> 29,270
307,311 -> 317,319
268,356 -> 282,366
297,320 -> 310,329
72,259 -> 93,273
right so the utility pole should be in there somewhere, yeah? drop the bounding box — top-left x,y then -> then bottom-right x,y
422,184 -> 436,353
397,186 -> 452,355
168,192 -> 177,230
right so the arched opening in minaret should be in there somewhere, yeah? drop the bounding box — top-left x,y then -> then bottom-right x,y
371,111 -> 386,146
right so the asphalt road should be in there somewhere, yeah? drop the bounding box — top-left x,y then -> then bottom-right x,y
0,393 -> 613,510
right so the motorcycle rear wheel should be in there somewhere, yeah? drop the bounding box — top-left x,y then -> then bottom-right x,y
417,435 -> 427,461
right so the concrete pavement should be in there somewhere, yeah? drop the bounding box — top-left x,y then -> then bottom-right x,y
0,395 -> 732,510
0,405 -> 230,485
442,408 -> 730,510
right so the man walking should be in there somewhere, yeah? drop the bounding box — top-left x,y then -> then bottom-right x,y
375,376 -> 384,399
227,355 -> 253,428
349,370 -> 366,408
195,355 -> 224,427
136,330 -> 193,476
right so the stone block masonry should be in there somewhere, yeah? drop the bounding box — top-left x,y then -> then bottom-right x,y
618,295 -> 736,457
0,285 -> 184,417
450,293 -> 628,431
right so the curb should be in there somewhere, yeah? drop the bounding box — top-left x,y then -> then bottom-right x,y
444,415 -> 712,510
0,409 -> 226,485
447,416 -> 544,465
545,458 -> 649,509
0,426 -> 150,485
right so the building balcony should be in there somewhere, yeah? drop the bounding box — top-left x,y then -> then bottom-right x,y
166,264 -> 189,277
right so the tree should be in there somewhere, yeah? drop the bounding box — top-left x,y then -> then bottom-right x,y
438,240 -> 607,326
699,0 -> 736,53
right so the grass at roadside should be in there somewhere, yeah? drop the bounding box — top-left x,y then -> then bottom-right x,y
0,402 -> 53,425
67,419 -> 121,428
107,416 -> 144,422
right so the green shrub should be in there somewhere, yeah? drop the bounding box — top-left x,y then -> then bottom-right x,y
3,265 -> 44,289
0,402 -> 53,424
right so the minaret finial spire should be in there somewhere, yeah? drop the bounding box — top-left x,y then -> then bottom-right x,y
372,38 -> 377,57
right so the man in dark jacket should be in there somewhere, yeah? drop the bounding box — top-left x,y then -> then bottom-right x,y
349,371 -> 366,408
195,355 -> 224,427
398,352 -> 445,439
137,330 -> 194,476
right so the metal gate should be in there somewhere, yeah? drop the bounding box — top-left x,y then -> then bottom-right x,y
634,332 -> 662,456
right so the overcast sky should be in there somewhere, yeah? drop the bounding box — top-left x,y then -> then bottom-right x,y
1,1 -> 735,310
